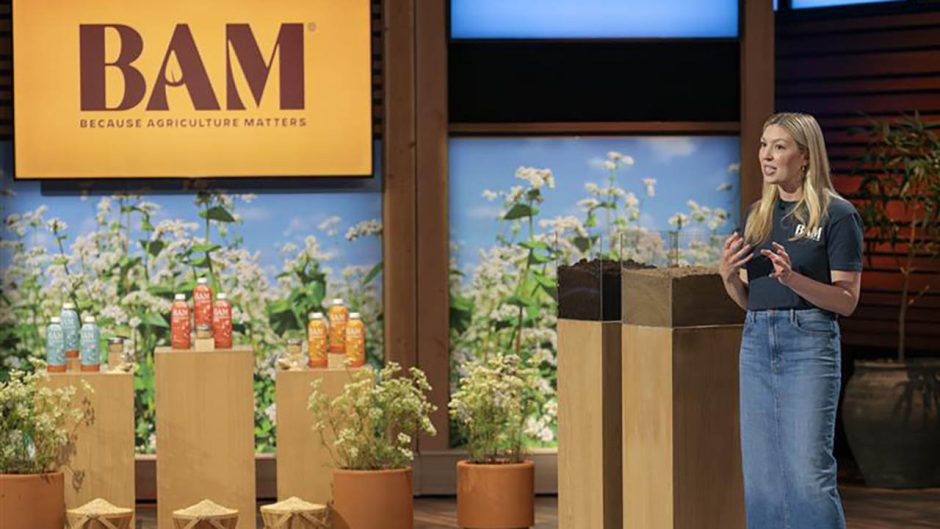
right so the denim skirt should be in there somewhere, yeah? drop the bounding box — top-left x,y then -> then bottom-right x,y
739,308 -> 846,529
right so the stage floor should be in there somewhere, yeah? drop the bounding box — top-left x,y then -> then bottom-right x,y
134,484 -> 940,528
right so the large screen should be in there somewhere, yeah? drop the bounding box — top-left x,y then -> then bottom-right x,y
13,0 -> 372,178
450,0 -> 739,39
792,0 -> 903,8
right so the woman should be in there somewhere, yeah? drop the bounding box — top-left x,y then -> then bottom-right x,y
719,112 -> 864,529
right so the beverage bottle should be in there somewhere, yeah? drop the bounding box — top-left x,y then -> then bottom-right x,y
80,315 -> 101,372
328,298 -> 349,354
345,312 -> 365,368
213,293 -> 233,349
193,277 -> 213,331
171,294 -> 191,350
307,312 -> 328,368
61,302 -> 80,359
46,316 -> 66,373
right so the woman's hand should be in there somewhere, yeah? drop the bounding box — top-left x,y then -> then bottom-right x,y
761,242 -> 793,285
719,232 -> 753,283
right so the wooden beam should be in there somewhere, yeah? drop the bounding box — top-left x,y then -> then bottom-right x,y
740,0 -> 775,218
382,0 -> 417,370
415,0 -> 450,451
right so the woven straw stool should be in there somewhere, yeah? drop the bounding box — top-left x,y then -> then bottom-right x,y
66,498 -> 133,529
171,499 -> 239,529
260,497 -> 329,529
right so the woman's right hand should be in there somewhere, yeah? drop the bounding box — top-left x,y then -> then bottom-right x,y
719,232 -> 753,283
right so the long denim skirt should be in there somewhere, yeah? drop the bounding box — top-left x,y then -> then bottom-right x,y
739,308 -> 846,529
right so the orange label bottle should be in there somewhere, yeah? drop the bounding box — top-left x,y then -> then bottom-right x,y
328,298 -> 348,354
345,312 -> 365,368
171,294 -> 191,350
193,277 -> 213,330
213,293 -> 233,349
307,312 -> 328,368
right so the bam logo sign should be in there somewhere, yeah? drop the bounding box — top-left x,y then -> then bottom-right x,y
79,23 -> 305,111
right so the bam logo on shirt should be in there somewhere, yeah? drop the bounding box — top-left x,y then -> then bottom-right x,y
795,224 -> 822,241
79,23 -> 305,111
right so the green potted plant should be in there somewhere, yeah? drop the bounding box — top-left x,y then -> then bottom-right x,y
0,362 -> 90,529
449,353 -> 546,529
308,362 -> 436,529
843,112 -> 940,488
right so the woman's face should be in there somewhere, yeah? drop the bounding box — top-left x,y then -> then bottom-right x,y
759,124 -> 807,190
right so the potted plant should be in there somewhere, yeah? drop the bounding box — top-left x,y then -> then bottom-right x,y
449,353 -> 545,529
843,112 -> 940,488
0,362 -> 89,529
308,362 -> 436,529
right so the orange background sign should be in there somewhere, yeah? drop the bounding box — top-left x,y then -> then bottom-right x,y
13,0 -> 372,178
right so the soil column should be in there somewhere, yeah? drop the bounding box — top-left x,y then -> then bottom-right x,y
557,259 -> 623,529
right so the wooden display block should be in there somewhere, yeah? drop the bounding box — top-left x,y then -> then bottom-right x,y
275,367 -> 366,504
621,267 -> 745,529
557,320 -> 622,529
155,346 -> 255,529
44,372 -> 135,523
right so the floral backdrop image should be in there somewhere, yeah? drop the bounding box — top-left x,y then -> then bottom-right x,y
449,136 -> 741,447
0,142 -> 383,453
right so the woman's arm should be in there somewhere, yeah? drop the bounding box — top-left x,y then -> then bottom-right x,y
719,233 -> 752,311
762,242 -> 862,317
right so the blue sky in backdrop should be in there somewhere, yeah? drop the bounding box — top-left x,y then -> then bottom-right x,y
450,0 -> 739,38
0,142 -> 383,284
449,136 -> 742,270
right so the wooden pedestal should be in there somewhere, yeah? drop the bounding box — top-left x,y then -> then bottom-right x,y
557,320 -> 622,529
621,268 -> 745,529
44,372 -> 135,521
275,367 -> 365,504
155,346 -> 255,529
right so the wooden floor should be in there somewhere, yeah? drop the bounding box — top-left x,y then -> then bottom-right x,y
135,486 -> 940,528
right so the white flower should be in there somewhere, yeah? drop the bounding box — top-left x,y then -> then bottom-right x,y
603,160 -> 617,170
668,213 -> 689,228
577,198 -> 600,210
584,182 -> 600,194
728,162 -> 741,173
345,219 -> 382,241
606,151 -> 622,161
515,167 -> 554,190
46,218 -> 68,233
481,190 -> 498,202
716,182 -> 733,192
642,178 -> 657,197
624,192 -> 639,208
620,155 -> 635,166
264,403 -> 277,425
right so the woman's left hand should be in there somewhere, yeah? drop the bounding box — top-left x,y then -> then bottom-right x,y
761,242 -> 794,285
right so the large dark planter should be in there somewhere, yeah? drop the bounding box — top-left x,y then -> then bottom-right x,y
842,359 -> 940,488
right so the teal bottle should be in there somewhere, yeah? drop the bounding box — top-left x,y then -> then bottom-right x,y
46,316 -> 65,372
80,315 -> 100,371
60,302 -> 80,359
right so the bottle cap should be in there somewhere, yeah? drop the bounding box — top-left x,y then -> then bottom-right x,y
50,316 -> 61,324
309,312 -> 325,320
83,316 -> 96,323
174,293 -> 186,301
332,298 -> 344,306
108,337 -> 124,344
217,293 -> 227,300
197,277 -> 208,285
349,312 -> 361,319
63,302 -> 75,310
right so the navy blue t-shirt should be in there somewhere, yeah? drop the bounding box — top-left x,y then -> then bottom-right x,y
745,196 -> 864,311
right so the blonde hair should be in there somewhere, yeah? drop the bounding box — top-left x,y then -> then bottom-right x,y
745,112 -> 841,246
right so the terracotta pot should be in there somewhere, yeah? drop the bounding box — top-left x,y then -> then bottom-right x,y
457,460 -> 534,529
0,472 -> 65,529
843,359 -> 940,488
332,467 -> 413,529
